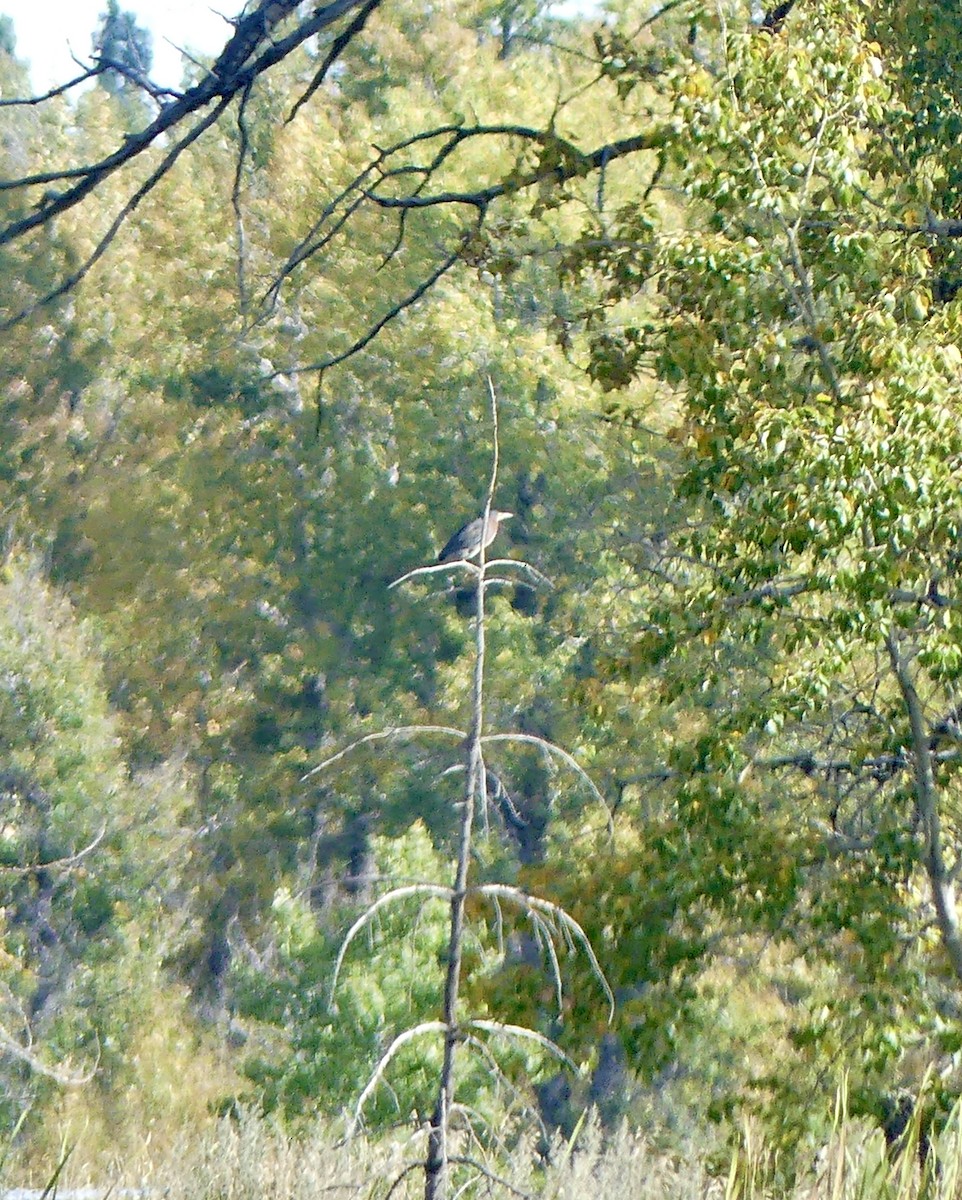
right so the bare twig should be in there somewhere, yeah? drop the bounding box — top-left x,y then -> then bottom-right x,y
301,724 -> 467,781
349,1021 -> 448,1135
388,556 -> 552,591
0,824 -> 107,876
476,883 -> 615,1022
481,732 -> 614,836
0,67 -> 101,106
466,1019 -> 581,1071
286,0 -> 383,124
328,883 -> 454,1009
274,234 -> 476,386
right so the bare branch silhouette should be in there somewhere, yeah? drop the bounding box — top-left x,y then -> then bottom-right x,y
301,724 -> 467,781
1,96 -> 233,331
0,824 -> 107,876
328,883 -> 453,1009
349,1020 -> 448,1136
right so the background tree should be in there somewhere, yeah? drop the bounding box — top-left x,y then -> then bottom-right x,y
0,17 -> 16,59
6,0 -> 962,1179
92,0 -> 153,94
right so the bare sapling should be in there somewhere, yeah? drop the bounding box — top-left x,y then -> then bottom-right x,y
304,378 -> 612,1200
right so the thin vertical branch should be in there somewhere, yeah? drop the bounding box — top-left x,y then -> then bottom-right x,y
425,379 -> 501,1200
233,82 -> 253,313
885,631 -> 962,983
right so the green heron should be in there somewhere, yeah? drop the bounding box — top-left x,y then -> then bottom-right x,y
437,510 -> 513,564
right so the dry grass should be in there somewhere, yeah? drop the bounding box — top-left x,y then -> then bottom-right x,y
9,1103 -> 962,1200
136,1114 -> 727,1200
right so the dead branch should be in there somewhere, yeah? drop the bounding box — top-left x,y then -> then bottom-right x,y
360,127 -> 670,214
389,555 -> 551,591
276,233 -> 476,384
1,95 -> 233,331
0,0 -> 383,327
476,882 -> 615,1021
443,1157 -> 533,1200
0,1 -> 374,244
0,1018 -> 98,1085
258,121 -> 668,332
286,0 -> 383,124
0,824 -> 107,876
232,81 -> 254,312
328,883 -> 454,1009
301,724 -> 467,781
0,66 -> 102,106
90,54 -> 182,102
456,1033 -> 549,1142
424,383 -> 503,1200
480,731 -> 614,835
466,1019 -> 580,1072
349,1020 -> 448,1136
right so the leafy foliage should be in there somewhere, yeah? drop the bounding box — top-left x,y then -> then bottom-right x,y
6,0 -> 962,1177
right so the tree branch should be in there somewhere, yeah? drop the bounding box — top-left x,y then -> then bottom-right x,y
286,0 -> 383,124
0,0 -> 376,248
885,631 -> 962,983
363,128 -> 670,213
1,96 -> 233,331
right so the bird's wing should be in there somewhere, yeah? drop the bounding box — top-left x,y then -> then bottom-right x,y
437,523 -> 469,563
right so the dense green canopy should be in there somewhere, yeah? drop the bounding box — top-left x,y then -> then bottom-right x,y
3,0 -> 962,1184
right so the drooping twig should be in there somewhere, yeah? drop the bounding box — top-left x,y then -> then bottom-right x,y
466,1019 -> 581,1071
328,883 -> 454,1009
349,1020 -> 448,1135
300,724 -> 467,781
477,883 -> 615,1021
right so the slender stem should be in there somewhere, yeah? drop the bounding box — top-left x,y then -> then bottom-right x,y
425,382 -> 500,1200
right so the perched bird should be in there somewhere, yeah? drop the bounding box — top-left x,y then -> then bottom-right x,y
437,510 -> 513,564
